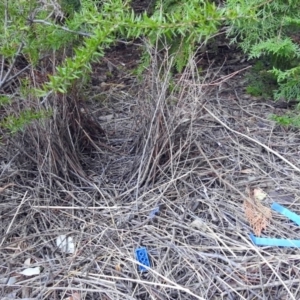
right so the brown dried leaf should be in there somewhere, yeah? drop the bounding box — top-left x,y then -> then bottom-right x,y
244,200 -> 272,236
115,264 -> 122,272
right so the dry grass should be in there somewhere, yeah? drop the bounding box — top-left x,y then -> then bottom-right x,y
1,47 -> 300,300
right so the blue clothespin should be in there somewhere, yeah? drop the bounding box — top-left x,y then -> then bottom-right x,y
250,202 -> 300,247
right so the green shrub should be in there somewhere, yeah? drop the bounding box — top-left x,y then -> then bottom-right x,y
4,0 -> 295,132
226,0 -> 300,125
61,0 -> 81,15
245,61 -> 278,98
271,113 -> 300,128
1,109 -> 51,134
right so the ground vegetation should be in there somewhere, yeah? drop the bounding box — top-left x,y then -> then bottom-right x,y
1,0 -> 300,299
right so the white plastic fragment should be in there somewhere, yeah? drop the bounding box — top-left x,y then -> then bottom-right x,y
24,258 -> 31,267
7,276 -> 17,285
190,218 -> 208,232
253,188 -> 267,201
19,267 -> 41,276
0,276 -> 17,285
56,235 -> 75,254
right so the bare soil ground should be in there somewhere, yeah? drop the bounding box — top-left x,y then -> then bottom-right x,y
1,41 -> 300,300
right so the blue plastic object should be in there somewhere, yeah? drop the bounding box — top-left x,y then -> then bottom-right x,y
250,202 -> 300,247
250,234 -> 300,247
149,207 -> 160,219
135,247 -> 150,272
271,202 -> 300,226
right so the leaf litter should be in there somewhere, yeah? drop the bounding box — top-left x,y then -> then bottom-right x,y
1,45 -> 300,299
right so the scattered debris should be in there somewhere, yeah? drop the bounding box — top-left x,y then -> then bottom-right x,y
56,235 -> 75,254
23,258 -> 31,267
115,264 -> 122,272
244,187 -> 272,236
253,188 -> 267,201
19,267 -> 41,276
190,218 -> 208,232
2,39 -> 300,299
149,206 -> 160,219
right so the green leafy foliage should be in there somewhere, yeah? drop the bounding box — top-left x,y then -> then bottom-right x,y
245,61 -> 278,98
249,37 -> 300,67
271,113 -> 300,128
1,0 -> 228,132
39,0 -> 228,94
4,0 -> 300,131
150,0 -> 223,72
226,0 -> 300,126
226,0 -> 300,53
61,0 -> 81,15
0,96 -> 11,106
1,109 -> 51,134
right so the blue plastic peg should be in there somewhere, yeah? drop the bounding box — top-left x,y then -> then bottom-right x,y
135,247 -> 150,272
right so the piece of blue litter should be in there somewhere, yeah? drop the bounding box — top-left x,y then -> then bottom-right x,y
135,247 -> 150,272
250,234 -> 300,247
271,202 -> 300,226
250,202 -> 300,247
149,207 -> 160,219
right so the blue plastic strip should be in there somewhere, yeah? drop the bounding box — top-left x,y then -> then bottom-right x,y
135,247 -> 150,272
271,202 -> 300,226
250,203 -> 300,247
250,233 -> 300,247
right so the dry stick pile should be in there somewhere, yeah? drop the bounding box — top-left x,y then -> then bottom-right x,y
1,51 -> 300,299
